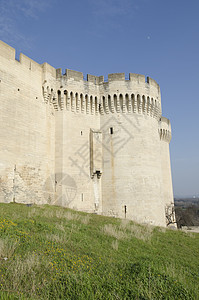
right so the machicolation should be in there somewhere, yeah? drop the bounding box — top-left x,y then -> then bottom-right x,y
0,40 -> 176,227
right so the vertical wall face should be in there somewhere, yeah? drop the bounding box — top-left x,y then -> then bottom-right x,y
99,76 -> 166,226
101,115 -> 166,226
159,118 -> 175,225
0,41 -> 55,204
51,74 -> 102,213
0,40 -> 175,227
54,110 -> 101,213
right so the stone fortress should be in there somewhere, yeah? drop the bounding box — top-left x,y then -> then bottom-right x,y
0,40 -> 176,227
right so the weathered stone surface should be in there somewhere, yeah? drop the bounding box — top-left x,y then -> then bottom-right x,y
0,40 -> 175,227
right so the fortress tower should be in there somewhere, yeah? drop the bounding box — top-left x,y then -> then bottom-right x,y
0,40 -> 176,227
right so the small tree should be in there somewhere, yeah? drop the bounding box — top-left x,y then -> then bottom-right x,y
165,204 -> 176,226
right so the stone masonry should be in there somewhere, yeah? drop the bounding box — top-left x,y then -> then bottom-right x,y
0,40 -> 176,227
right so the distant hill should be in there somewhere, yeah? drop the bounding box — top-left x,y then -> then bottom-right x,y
174,198 -> 199,228
174,197 -> 199,207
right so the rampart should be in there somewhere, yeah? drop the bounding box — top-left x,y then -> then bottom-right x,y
0,40 -> 176,227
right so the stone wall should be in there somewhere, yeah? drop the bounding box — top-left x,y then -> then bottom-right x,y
0,40 -> 55,204
0,40 -> 175,226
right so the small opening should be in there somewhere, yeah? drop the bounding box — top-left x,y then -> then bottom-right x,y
124,205 -> 127,218
90,95 -> 93,113
102,96 -> 106,112
114,94 -> 117,111
108,95 -> 111,111
18,88 -> 20,91
110,127 -> 113,134
119,94 -> 123,111
96,170 -> 101,179
81,193 -> 84,202
15,51 -> 20,62
58,90 -> 61,109
36,97 -> 38,99
80,131 -> 83,136
55,179 -> 57,192
75,93 -> 78,111
95,96 -> 97,112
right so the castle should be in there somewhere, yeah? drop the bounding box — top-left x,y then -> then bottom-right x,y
0,40 -> 176,227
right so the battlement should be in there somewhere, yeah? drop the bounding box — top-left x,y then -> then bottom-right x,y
160,117 -> 171,127
0,39 -> 174,228
159,117 -> 172,143
108,73 -> 125,81
0,40 -> 15,60
56,67 -> 159,89
0,40 -> 160,96
0,40 -> 43,75
55,68 -> 160,96
87,74 -> 104,84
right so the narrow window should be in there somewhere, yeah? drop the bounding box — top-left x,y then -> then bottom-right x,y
124,205 -> 127,218
95,96 -> 98,113
110,127 -> 113,134
119,94 -> 123,111
75,93 -> 78,111
108,95 -> 111,111
58,90 -> 61,109
114,94 -> 117,111
80,131 -> 83,136
103,96 -> 106,112
80,94 -> 83,111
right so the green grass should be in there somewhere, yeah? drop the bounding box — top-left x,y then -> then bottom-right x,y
0,203 -> 198,299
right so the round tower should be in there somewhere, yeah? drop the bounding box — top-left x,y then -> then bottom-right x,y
43,68 -> 174,227
99,73 -> 170,226
0,41 -> 175,227
159,117 -> 176,226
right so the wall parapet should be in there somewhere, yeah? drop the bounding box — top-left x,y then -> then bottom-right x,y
0,40 -> 160,95
0,39 -> 174,227
55,68 -> 159,90
0,40 -> 15,60
108,73 -> 125,81
159,117 -> 172,143
87,74 -> 104,84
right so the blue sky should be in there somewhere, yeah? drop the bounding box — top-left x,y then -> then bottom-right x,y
0,0 -> 198,197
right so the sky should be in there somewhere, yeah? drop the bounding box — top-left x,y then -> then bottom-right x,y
0,0 -> 198,197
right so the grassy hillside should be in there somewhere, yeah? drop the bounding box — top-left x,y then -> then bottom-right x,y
0,203 -> 198,299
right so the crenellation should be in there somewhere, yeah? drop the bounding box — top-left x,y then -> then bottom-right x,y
87,74 -> 101,84
159,117 -> 172,143
160,116 -> 171,126
65,69 -> 83,81
0,40 -> 175,227
0,40 -> 15,60
147,76 -> 160,94
108,73 -> 125,82
129,73 -> 145,84
99,76 -> 104,84
19,53 -> 41,72
42,62 -> 56,78
56,68 -> 62,78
